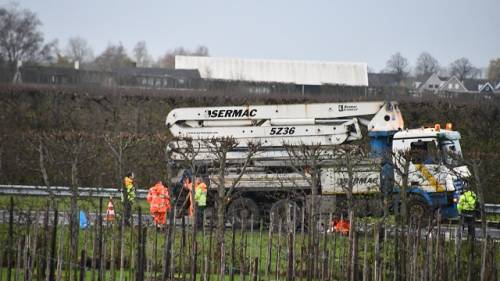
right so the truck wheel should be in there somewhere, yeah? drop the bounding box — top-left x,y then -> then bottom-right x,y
270,199 -> 301,232
227,197 -> 260,229
407,196 -> 430,226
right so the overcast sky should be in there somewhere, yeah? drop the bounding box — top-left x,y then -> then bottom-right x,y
5,0 -> 500,71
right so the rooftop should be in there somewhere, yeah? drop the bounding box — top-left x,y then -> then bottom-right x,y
175,56 -> 368,87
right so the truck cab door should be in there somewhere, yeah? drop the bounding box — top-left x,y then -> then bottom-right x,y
392,138 -> 447,193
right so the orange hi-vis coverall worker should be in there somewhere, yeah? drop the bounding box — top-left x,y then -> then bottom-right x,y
147,181 -> 171,225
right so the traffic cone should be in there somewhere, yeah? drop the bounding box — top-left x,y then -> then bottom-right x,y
106,198 -> 115,222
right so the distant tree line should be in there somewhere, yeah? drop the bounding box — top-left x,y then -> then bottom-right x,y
0,3 -> 209,80
2,3 -> 500,83
385,51 -> 500,82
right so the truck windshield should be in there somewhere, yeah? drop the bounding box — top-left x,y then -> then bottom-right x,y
410,140 -> 439,164
440,140 -> 463,166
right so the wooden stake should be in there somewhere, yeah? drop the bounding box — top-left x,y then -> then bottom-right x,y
275,220 -> 282,281
7,197 -> 14,281
110,224 -> 116,281
56,225 -> 64,281
362,221 -> 369,281
265,216 -> 273,280
252,257 -> 259,281
14,238 -> 22,281
119,216 -> 125,281
230,217 -> 235,281
374,222 -> 381,281
48,206 -> 58,281
257,219 -> 263,281
91,213 -> 97,281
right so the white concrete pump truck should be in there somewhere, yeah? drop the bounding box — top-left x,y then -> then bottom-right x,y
166,101 -> 470,226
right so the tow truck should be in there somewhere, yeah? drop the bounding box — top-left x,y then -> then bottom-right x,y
166,101 -> 469,225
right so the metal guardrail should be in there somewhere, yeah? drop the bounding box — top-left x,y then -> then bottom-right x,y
1,185 -> 500,214
0,185 -> 147,199
485,204 -> 500,214
0,209 -> 155,225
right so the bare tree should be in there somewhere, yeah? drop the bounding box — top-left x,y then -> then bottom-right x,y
20,131 -> 58,202
26,130 -> 97,281
36,133 -> 55,198
442,149 -> 496,281
34,39 -> 59,66
94,43 -> 133,71
415,52 -> 440,77
449,57 -> 479,81
330,145 -> 375,280
392,151 -> 412,223
487,58 -> 500,81
283,142 -> 330,280
58,131 -> 85,281
158,45 -> 209,68
164,137 -> 204,280
202,138 -> 259,251
133,41 -> 153,67
158,47 -> 186,68
168,136 -> 259,277
65,37 -> 94,64
385,52 -> 410,82
193,45 -> 209,56
468,158 -> 488,281
103,132 -> 140,223
283,143 -> 326,219
166,136 -> 203,218
0,4 -> 44,69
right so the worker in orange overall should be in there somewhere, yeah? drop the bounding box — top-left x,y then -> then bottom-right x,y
147,181 -> 171,226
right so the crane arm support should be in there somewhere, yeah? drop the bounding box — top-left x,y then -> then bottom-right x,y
166,101 -> 404,145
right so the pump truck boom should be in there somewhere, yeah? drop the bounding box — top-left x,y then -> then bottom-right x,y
166,101 -> 469,225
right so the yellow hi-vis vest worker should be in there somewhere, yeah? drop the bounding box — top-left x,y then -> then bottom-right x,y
194,182 -> 207,207
123,176 -> 136,203
457,190 -> 477,214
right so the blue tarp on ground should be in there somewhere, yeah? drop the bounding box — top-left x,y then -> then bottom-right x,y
79,210 -> 89,229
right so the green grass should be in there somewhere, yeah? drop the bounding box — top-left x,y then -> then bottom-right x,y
0,195 -> 150,213
1,219 -> 498,281
1,194 -> 499,281
0,269 -> 268,281
0,218 -> 352,279
486,213 -> 500,222
0,268 -> 137,281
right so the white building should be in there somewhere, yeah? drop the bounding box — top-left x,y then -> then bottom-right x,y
175,56 -> 368,88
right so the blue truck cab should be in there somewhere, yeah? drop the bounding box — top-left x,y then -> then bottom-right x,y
371,125 -> 470,219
